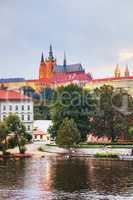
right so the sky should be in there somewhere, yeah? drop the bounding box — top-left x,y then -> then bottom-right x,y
0,0 -> 133,79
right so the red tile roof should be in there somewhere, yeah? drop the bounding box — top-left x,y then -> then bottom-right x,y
33,130 -> 47,136
0,90 -> 31,100
49,72 -> 91,83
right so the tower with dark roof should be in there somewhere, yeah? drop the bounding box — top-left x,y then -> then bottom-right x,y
45,45 -> 57,78
41,52 -> 44,63
48,44 -> 54,61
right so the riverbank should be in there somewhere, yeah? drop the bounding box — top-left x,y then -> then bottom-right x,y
44,145 -> 132,156
0,143 -> 132,159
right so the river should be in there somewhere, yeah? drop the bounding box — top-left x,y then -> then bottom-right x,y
0,156 -> 133,200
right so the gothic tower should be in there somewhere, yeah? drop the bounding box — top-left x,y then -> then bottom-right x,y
39,52 -> 46,80
45,44 -> 56,78
125,65 -> 130,77
114,64 -> 121,78
63,52 -> 67,72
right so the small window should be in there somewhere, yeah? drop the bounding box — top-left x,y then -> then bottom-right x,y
27,125 -> 30,131
15,105 -> 18,111
3,105 -> 6,111
40,135 -> 43,139
27,115 -> 30,121
35,135 -> 37,139
27,105 -> 30,110
22,105 -> 24,110
9,105 -> 12,111
22,115 -> 24,121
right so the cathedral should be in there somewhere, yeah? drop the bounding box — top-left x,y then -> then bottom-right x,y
38,45 -> 92,85
0,45 -> 133,96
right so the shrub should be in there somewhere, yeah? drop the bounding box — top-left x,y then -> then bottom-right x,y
128,127 -> 133,137
38,147 -> 44,152
20,146 -> 26,154
95,152 -> 119,158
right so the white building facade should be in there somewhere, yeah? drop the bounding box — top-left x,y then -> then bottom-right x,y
0,90 -> 34,134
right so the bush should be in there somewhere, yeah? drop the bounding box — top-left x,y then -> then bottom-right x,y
128,127 -> 133,137
20,146 -> 26,154
95,152 -> 119,158
38,146 -> 44,152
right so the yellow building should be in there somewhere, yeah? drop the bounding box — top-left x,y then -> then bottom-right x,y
84,65 -> 133,96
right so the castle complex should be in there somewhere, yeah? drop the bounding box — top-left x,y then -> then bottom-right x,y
0,45 -> 133,95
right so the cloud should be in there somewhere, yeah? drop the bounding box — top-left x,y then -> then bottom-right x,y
119,50 -> 133,62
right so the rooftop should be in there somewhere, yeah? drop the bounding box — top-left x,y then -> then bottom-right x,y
49,72 -> 92,83
0,78 -> 25,83
0,90 -> 31,100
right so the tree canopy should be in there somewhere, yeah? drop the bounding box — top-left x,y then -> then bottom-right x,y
49,84 -> 96,141
92,85 -> 133,142
56,118 -> 81,149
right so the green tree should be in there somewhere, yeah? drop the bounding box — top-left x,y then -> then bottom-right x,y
34,104 -> 51,120
5,114 -> 26,154
49,84 -> 95,141
0,122 -> 9,155
93,85 -> 133,142
128,127 -> 133,137
56,118 -> 81,149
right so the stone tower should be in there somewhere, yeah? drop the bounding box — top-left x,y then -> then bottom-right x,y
125,65 -> 130,77
39,52 -> 46,80
45,45 -> 56,78
114,64 -> 121,78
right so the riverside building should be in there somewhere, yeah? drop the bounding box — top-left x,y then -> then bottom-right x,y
0,90 -> 33,134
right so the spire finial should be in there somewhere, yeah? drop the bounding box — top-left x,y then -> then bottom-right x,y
41,52 -> 44,63
48,44 -> 54,60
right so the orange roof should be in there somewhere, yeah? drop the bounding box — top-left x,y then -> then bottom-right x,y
0,90 -> 31,100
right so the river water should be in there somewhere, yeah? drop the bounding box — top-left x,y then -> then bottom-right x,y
0,156 -> 133,200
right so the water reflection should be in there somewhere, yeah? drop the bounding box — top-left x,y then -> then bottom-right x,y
0,157 -> 133,200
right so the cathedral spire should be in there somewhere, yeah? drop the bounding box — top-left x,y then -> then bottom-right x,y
114,64 -> 121,78
48,44 -> 54,60
41,52 -> 44,63
63,51 -> 67,66
63,52 -> 67,72
125,64 -> 129,77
